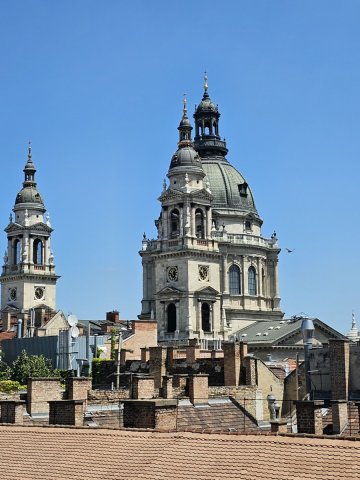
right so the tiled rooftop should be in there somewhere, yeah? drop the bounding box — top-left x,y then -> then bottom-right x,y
0,425 -> 360,479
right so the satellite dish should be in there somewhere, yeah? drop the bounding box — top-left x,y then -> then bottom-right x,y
70,325 -> 80,338
67,314 -> 78,327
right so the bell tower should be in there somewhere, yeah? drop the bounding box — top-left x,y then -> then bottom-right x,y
0,143 -> 59,334
140,97 -> 225,341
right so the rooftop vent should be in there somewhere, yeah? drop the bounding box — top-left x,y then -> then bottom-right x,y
268,326 -> 274,330
275,326 -> 281,330
263,332 -> 269,336
241,333 -> 247,337
279,321 -> 285,324
256,333 -> 261,336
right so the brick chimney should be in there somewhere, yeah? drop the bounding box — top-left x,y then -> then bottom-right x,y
48,399 -> 85,426
132,375 -> 155,399
0,400 -> 25,424
295,400 -> 324,435
106,310 -> 120,323
189,374 -> 208,405
149,346 -> 167,389
331,400 -> 348,434
223,342 -> 241,386
329,339 -> 350,401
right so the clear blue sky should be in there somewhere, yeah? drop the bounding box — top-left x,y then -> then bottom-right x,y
1,1 -> 359,334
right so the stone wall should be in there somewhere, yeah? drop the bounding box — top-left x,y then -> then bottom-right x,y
88,389 -> 130,404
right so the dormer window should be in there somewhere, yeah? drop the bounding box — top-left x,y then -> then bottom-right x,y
238,183 -> 248,197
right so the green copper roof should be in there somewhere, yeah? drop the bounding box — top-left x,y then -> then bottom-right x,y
202,159 -> 257,212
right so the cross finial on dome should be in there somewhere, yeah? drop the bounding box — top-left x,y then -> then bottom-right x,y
204,71 -> 208,92
183,93 -> 187,115
28,141 -> 32,162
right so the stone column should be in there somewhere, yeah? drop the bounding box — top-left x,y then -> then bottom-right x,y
209,303 -> 213,332
222,255 -> 228,294
273,259 -> 280,298
243,259 -> 249,295
294,400 -> 324,435
163,208 -> 168,239
197,300 -> 202,334
175,302 -> 180,333
191,206 -> 196,238
206,207 -> 211,240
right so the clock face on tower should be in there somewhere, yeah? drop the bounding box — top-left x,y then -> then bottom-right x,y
167,266 -> 178,282
9,288 -> 17,301
34,287 -> 45,300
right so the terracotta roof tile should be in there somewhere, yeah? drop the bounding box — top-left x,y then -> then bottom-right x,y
0,426 -> 360,479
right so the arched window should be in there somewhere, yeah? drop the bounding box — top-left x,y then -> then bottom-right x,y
13,239 -> 20,265
170,209 -> 180,238
195,209 -> 204,238
248,266 -> 257,296
201,303 -> 211,332
229,265 -> 241,295
33,239 -> 43,265
167,303 -> 176,332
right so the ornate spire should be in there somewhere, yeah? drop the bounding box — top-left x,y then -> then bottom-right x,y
203,71 -> 209,98
178,94 -> 192,147
27,141 -> 32,163
23,141 -> 37,186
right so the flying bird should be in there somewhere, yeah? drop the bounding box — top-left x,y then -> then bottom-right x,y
285,248 -> 295,253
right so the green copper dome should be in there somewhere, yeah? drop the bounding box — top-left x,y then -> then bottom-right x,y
202,158 -> 258,213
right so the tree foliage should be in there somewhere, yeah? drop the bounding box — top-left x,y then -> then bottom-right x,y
0,350 -> 11,381
11,350 -> 56,384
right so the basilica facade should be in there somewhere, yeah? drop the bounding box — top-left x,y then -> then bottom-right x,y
140,77 -> 283,343
0,144 -> 59,334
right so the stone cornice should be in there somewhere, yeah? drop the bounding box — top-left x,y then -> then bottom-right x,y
0,273 -> 60,283
150,250 -> 222,261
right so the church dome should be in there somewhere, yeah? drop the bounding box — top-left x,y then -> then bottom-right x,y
15,186 -> 44,205
170,146 -> 202,170
196,96 -> 218,114
202,158 -> 258,213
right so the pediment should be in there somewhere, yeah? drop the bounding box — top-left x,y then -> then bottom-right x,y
157,286 -> 183,296
1,304 -> 20,313
195,286 -> 219,296
159,188 -> 184,202
29,222 -> 53,233
5,222 -> 52,234
190,189 -> 213,202
5,222 -> 22,233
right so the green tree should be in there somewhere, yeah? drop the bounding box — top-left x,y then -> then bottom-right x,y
11,350 -> 56,384
0,351 -> 11,381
